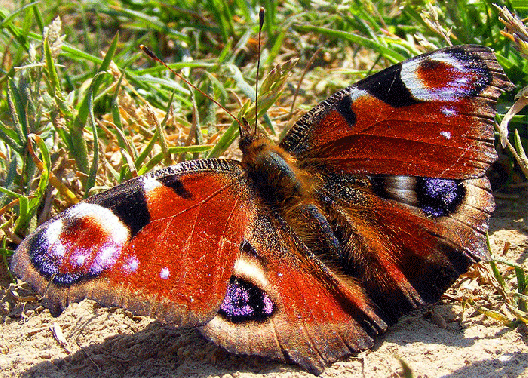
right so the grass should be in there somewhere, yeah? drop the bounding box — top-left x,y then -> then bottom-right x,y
1,0 -> 528,354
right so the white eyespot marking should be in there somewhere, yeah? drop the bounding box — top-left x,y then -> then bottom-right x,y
142,175 -> 162,193
66,203 -> 130,245
233,254 -> 269,288
440,131 -> 452,139
441,107 -> 457,117
123,256 -> 140,274
381,175 -> 418,206
53,244 -> 66,259
400,52 -> 478,102
59,203 -> 129,276
26,202 -> 133,284
73,252 -> 88,267
160,267 -> 170,280
348,88 -> 369,102
91,244 -> 122,273
44,219 -> 66,260
45,220 -> 65,256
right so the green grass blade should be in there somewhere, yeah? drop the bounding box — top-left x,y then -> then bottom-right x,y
137,153 -> 164,176
84,89 -> 99,198
111,8 -> 189,43
227,63 -> 255,100
167,145 -> 213,154
0,5 -> 33,49
92,32 -> 119,95
70,112 -> 90,174
0,2 -> 39,28
515,266 -> 527,311
44,35 -> 61,98
207,120 -> 239,159
7,79 -> 29,142
0,154 -> 19,205
489,260 -> 507,289
0,186 -> 25,198
0,119 -> 24,152
28,137 -> 51,210
61,44 -> 104,64
135,132 -> 159,171
71,42 -> 115,175
31,4 -> 44,33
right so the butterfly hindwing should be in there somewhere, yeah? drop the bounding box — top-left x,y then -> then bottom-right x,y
11,159 -> 254,326
200,209 -> 387,374
316,173 -> 494,323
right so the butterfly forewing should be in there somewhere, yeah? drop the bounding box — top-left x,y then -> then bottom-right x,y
281,45 -> 511,179
11,159 -> 254,326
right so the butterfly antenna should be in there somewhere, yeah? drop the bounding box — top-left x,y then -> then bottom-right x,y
140,45 -> 244,130
254,7 -> 265,136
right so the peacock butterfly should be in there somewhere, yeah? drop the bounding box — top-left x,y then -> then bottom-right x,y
11,45 -> 513,374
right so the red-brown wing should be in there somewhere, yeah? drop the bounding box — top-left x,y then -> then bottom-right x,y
316,173 -> 494,323
281,45 -> 513,179
11,159 -> 254,327
200,209 -> 387,374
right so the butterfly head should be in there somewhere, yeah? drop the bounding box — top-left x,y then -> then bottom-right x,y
238,116 -> 260,153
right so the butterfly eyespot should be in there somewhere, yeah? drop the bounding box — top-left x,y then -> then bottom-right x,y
416,178 -> 465,218
401,49 -> 491,102
370,176 -> 465,218
218,277 -> 275,323
28,203 -> 129,286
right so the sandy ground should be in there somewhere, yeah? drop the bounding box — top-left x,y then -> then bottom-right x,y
1,196 -> 527,378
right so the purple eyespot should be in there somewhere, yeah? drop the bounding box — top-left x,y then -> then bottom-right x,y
417,178 -> 465,217
219,277 -> 275,323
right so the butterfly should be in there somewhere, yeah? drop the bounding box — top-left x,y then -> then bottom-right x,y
11,45 -> 513,374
